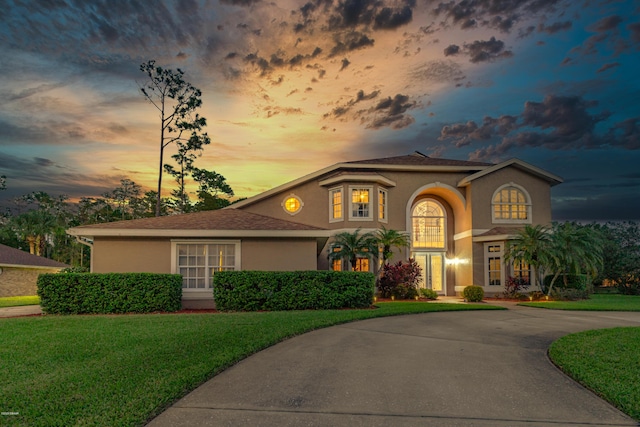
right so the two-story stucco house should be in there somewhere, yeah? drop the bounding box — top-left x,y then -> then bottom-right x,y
68,152 -> 562,307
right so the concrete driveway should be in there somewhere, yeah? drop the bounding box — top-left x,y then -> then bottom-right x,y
148,305 -> 640,426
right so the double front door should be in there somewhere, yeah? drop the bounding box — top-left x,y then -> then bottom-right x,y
414,252 -> 445,295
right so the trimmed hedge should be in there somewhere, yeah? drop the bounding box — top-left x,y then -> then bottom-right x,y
463,285 -> 484,302
37,273 -> 182,314
213,271 -> 375,311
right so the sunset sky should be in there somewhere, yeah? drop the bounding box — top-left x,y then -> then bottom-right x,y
0,0 -> 638,220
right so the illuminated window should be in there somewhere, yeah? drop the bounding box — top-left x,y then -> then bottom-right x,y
350,187 -> 372,220
492,184 -> 531,223
485,244 -> 503,287
282,194 -> 303,215
378,188 -> 388,222
332,259 -> 342,271
176,242 -> 238,290
513,260 -> 531,283
354,257 -> 370,272
330,187 -> 343,222
411,200 -> 445,248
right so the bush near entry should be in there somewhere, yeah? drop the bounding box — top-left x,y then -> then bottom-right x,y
37,273 -> 182,314
377,259 -> 422,299
213,271 -> 375,311
463,285 -> 484,302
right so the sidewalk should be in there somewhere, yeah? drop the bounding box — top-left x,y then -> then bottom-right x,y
0,305 -> 42,318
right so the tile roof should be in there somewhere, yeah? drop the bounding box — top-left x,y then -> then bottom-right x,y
476,227 -> 523,237
0,244 -> 69,268
71,209 -> 326,231
345,151 -> 492,167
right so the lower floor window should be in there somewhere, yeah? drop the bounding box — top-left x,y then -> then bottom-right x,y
354,257 -> 370,272
486,243 -> 503,286
176,242 -> 238,289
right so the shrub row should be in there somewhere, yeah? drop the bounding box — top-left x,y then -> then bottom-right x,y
213,271 -> 375,311
37,273 -> 182,314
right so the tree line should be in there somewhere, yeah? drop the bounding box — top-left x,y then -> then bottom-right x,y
0,174 -> 235,268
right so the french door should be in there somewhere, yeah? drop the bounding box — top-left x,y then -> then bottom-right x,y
414,252 -> 445,295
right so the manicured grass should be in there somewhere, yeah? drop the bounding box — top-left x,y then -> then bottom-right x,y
0,302 -> 502,427
518,294 -> 640,310
549,327 -> 640,420
0,295 -> 40,308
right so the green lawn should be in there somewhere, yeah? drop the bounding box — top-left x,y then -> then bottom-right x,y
549,327 -> 640,420
518,294 -> 640,310
0,302 -> 501,427
0,295 -> 40,308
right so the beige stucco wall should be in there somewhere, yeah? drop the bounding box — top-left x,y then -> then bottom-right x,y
0,267 -> 62,297
91,238 -> 172,273
241,238 -> 318,271
469,167 -> 553,229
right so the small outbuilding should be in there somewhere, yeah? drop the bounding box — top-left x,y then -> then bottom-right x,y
0,244 -> 69,297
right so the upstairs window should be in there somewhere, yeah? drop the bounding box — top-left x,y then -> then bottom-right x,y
329,187 -> 343,222
411,200 -> 445,248
282,194 -> 303,215
349,187 -> 372,220
378,188 -> 388,222
492,184 -> 531,223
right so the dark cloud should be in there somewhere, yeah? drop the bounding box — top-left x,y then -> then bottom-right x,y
553,191 -> 640,221
366,94 -> 416,129
592,15 -> 623,32
219,0 -> 262,6
463,37 -> 513,63
443,44 -> 460,56
323,89 -> 380,119
33,157 -> 55,167
374,6 -> 413,30
629,22 -> 640,43
538,20 -> 572,34
328,31 -> 375,57
597,62 -> 620,73
438,95 -> 625,161
340,58 -> 351,71
323,0 -> 415,30
431,0 -> 562,34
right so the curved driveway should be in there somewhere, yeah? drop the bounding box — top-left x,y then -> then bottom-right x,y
149,305 -> 640,426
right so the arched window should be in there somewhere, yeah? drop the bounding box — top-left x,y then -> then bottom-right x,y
411,200 -> 445,248
492,184 -> 531,223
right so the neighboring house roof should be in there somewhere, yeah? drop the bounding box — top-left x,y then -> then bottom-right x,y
458,158 -> 563,187
231,151 -> 492,209
0,244 -> 68,269
68,209 -> 329,238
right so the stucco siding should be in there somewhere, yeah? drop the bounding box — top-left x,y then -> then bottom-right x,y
0,267 -> 62,297
92,238 -> 172,274
470,167 -> 553,229
241,238 -> 318,271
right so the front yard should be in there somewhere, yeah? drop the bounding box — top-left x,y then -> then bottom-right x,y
0,302 -> 500,427
518,294 -> 640,310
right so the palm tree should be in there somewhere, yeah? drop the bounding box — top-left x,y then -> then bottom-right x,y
505,224 -> 551,292
545,222 -> 604,295
328,228 -> 378,271
12,210 -> 57,256
375,226 -> 410,265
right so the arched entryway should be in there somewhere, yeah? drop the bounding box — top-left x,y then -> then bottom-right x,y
411,199 -> 446,294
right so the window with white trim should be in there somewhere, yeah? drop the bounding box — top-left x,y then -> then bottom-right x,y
329,187 -> 343,222
282,194 -> 303,215
349,186 -> 373,220
175,242 -> 240,290
411,200 -> 445,248
485,243 -> 503,287
354,257 -> 370,272
378,188 -> 388,222
492,184 -> 531,223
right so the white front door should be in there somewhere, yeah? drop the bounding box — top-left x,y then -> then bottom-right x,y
414,252 -> 445,295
